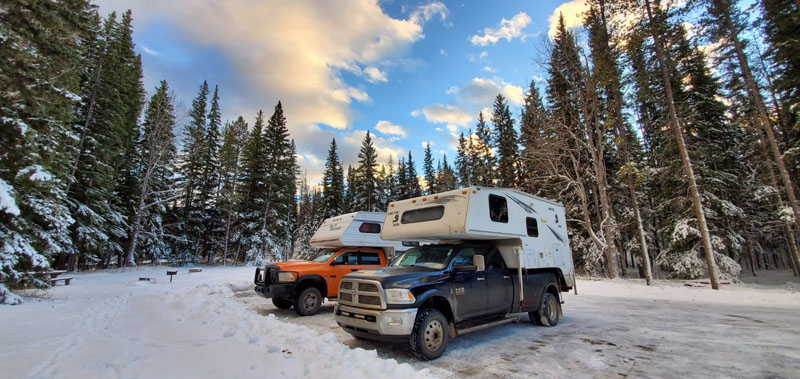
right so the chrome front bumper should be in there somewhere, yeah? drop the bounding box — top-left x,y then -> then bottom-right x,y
334,304 -> 418,336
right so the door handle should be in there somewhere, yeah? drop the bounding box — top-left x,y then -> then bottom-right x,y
503,276 -> 510,279
477,277 -> 485,281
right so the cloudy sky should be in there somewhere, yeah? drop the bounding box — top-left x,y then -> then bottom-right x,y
96,0 -> 590,184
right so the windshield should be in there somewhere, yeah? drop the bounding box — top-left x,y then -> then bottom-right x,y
310,249 -> 339,263
389,245 -> 456,270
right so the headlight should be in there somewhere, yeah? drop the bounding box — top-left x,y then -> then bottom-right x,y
277,271 -> 297,283
385,288 -> 415,304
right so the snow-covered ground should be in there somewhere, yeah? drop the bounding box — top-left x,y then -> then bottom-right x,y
2,267 -> 800,378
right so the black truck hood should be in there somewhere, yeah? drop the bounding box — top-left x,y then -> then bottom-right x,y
345,266 -> 448,289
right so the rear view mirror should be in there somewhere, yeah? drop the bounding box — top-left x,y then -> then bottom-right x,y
473,255 -> 485,272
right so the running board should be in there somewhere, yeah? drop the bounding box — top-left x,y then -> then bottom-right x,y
456,316 -> 519,336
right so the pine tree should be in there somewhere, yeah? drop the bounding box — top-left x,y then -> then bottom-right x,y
473,113 -> 495,186
395,158 -> 408,201
455,132 -> 472,187
237,110 -> 268,264
261,102 -> 296,262
519,80 -> 549,194
201,85 -> 222,264
122,80 -> 177,265
423,143 -> 436,194
344,165 -> 358,212
0,0 -> 94,301
178,81 -> 210,262
356,131 -> 381,211
492,94 -> 519,187
322,138 -> 345,218
218,116 -> 248,265
384,156 -> 400,203
436,154 -> 458,192
405,151 -> 422,198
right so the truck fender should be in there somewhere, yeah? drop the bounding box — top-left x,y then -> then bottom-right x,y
296,274 -> 327,297
414,289 -> 455,336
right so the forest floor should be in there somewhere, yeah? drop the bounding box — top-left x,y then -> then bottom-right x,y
1,267 -> 799,379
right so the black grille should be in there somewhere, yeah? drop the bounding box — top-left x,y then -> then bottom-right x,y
358,295 -> 381,306
341,281 -> 353,290
358,283 -> 378,292
340,292 -> 352,302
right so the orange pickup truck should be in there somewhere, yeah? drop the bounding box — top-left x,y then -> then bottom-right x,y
254,247 -> 388,316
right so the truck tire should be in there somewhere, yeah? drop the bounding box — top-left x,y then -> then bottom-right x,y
409,309 -> 449,360
294,287 -> 322,316
272,297 -> 292,309
531,292 -> 560,327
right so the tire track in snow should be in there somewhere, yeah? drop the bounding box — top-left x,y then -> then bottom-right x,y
27,295 -> 125,379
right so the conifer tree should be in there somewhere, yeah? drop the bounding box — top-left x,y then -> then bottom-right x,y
519,80 -> 549,194
455,132 -> 472,187
322,138 -> 345,219
344,165 -> 358,212
179,81 -> 210,261
384,156 -> 400,203
473,113 -> 495,186
395,158 -> 408,200
237,110 -> 268,264
356,131 -> 381,211
201,85 -> 222,263
423,143 -> 436,194
261,102 -> 296,261
492,94 -> 519,187
436,154 -> 458,192
406,151 -> 422,198
218,116 -> 248,265
123,80 -> 177,265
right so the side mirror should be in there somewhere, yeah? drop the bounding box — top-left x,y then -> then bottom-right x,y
473,255 -> 485,272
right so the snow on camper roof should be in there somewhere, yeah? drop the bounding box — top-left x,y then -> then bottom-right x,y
309,211 -> 404,249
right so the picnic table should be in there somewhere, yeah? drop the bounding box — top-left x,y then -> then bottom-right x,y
24,270 -> 73,286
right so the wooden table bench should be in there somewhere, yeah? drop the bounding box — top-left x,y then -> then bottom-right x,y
50,277 -> 73,286
188,268 -> 202,273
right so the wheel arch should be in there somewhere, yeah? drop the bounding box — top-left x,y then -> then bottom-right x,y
296,275 -> 327,297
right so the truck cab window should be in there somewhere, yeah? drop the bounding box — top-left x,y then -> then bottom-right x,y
451,248 -> 476,267
358,222 -> 381,233
360,252 -> 380,265
332,251 -> 359,265
489,195 -> 508,223
526,217 -> 539,237
484,247 -> 505,269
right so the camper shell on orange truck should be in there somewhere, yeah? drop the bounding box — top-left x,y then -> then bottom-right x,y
254,212 -> 426,316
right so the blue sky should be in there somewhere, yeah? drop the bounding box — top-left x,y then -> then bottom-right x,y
96,0 -> 590,184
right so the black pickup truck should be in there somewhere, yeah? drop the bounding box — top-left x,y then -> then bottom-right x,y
333,243 -> 570,360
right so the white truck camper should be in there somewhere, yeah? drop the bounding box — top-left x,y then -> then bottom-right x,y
382,186 -> 575,289
309,211 -> 423,258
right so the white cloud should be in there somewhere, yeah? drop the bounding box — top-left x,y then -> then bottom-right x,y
410,2 -> 449,25
417,104 -> 474,127
439,49 -> 447,56
140,45 -> 160,56
421,141 -> 434,148
346,87 -> 371,103
454,77 -> 524,106
482,66 -> 496,73
363,66 -> 388,83
410,109 -> 421,117
375,120 -> 407,138
479,51 -> 489,61
548,0 -> 589,38
470,12 -> 532,46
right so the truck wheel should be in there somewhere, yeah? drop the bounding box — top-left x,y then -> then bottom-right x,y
272,297 -> 292,309
409,309 -> 449,360
294,287 -> 322,316
532,293 -> 560,327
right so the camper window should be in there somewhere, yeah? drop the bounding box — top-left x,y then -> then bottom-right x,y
526,217 -> 539,237
360,252 -> 380,265
401,205 -> 445,224
358,222 -> 381,233
489,194 -> 509,223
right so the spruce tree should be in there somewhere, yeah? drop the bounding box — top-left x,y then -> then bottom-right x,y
179,81 -> 210,261
322,138 -> 345,218
455,132 -> 472,187
237,110 -> 268,264
405,151 -> 422,198
356,131 -> 381,211
492,94 -> 519,188
201,85 -> 222,264
262,102 -> 295,262
218,116 -> 248,265
436,154 -> 458,192
519,80 -> 549,194
395,158 -> 408,201
473,113 -> 495,186
344,165 -> 358,212
423,143 -> 436,194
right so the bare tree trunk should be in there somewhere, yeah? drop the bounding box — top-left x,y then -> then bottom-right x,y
715,1 -> 800,231
645,0 -> 720,289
